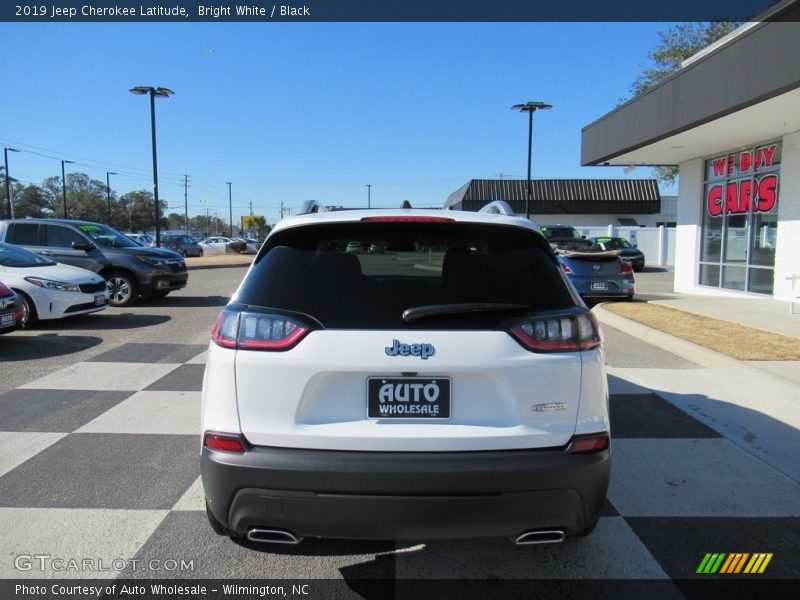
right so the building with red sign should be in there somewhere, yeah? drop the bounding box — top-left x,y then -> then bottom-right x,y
581,0 -> 799,299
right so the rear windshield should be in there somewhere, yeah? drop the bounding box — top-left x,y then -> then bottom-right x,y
236,221 -> 576,329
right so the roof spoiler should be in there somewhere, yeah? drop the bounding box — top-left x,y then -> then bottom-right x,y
297,200 -> 328,215
478,200 -> 515,216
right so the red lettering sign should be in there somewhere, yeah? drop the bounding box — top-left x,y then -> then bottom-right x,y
738,179 -> 753,213
705,174 -> 779,216
757,174 -> 778,212
707,185 -> 723,216
712,157 -> 727,177
740,151 -> 752,172
727,154 -> 735,175
755,144 -> 777,169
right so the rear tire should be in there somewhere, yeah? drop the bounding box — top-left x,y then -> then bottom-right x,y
14,290 -> 38,329
106,271 -> 138,307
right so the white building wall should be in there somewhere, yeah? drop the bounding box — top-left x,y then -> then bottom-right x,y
773,130 -> 800,301
674,159 -> 703,294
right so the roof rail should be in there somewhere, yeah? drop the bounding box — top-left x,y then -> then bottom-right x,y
478,200 -> 515,216
297,200 -> 328,215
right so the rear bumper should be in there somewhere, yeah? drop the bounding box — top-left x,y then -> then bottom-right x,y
202,441 -> 610,540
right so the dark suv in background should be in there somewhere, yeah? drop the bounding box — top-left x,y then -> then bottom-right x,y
0,219 -> 188,306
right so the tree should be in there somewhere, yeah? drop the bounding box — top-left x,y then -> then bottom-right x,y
119,190 -> 166,233
13,184 -> 52,218
629,21 -> 741,184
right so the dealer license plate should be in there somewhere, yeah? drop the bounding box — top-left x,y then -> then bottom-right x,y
94,293 -> 106,306
368,377 -> 451,419
1,313 -> 13,328
591,282 -> 608,291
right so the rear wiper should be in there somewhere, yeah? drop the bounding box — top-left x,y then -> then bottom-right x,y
402,303 -> 531,323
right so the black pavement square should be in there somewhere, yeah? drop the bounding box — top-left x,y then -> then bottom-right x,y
145,364 -> 206,391
601,498 -> 620,517
610,393 -> 721,438
626,517 -> 800,580
88,343 -> 207,364
0,389 -> 132,432
0,433 -> 199,509
122,511 -> 396,580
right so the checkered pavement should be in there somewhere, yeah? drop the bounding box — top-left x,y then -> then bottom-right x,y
1,341 -> 799,590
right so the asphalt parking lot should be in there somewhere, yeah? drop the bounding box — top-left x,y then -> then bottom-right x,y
1,265 -> 798,596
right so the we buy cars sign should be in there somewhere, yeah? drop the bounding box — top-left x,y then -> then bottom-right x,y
706,144 -> 778,217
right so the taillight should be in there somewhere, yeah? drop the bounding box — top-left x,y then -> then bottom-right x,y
561,263 -> 574,276
510,312 -> 602,352
621,262 -> 634,276
360,216 -> 455,223
569,435 -> 609,454
204,433 -> 245,453
211,308 -> 310,351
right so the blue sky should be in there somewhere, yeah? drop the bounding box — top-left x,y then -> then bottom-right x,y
2,22 -> 675,226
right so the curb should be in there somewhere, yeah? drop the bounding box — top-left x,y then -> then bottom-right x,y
593,303 -> 800,386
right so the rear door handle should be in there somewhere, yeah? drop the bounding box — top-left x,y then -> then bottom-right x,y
39,251 -> 53,256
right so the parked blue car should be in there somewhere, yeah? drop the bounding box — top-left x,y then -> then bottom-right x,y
556,246 -> 635,300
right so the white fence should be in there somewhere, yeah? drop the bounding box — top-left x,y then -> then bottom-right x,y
575,225 -> 676,267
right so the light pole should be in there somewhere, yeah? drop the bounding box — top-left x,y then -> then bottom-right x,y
61,159 -> 75,219
366,184 -> 371,209
130,85 -> 174,248
3,147 -> 20,219
106,171 -> 117,224
226,182 -> 233,237
511,101 -> 552,219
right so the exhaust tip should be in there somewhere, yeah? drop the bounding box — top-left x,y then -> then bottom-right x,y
514,529 -> 566,545
247,528 -> 303,545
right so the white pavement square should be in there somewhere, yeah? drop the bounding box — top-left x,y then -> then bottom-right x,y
0,508 -> 168,579
172,476 -> 205,511
0,432 -> 66,478
20,362 -> 181,392
76,391 -> 201,435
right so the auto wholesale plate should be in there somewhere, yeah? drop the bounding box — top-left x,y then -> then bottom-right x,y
367,377 -> 451,419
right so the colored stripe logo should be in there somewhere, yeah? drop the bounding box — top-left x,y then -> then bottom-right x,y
696,553 -> 773,574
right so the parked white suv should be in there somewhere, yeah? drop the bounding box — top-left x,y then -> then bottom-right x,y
201,206 -> 610,545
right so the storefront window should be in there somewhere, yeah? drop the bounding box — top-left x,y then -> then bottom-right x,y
699,142 -> 780,295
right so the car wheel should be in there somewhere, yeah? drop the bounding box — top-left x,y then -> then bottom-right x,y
106,271 -> 138,307
180,249 -> 187,257
14,290 -> 38,329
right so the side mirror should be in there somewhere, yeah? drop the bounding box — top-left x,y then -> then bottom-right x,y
581,235 -> 587,239
72,240 -> 94,252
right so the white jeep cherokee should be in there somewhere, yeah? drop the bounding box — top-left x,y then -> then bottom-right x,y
201,206 -> 610,545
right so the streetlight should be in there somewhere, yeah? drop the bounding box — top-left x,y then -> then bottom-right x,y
61,159 -> 75,219
3,147 -> 20,219
129,85 -> 174,247
226,182 -> 233,237
511,101 -> 552,219
366,184 -> 372,209
106,171 -> 117,224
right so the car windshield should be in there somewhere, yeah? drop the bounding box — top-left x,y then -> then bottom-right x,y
595,238 -> 632,249
542,227 -> 581,240
0,242 -> 55,267
76,223 -> 140,248
237,221 -> 575,329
